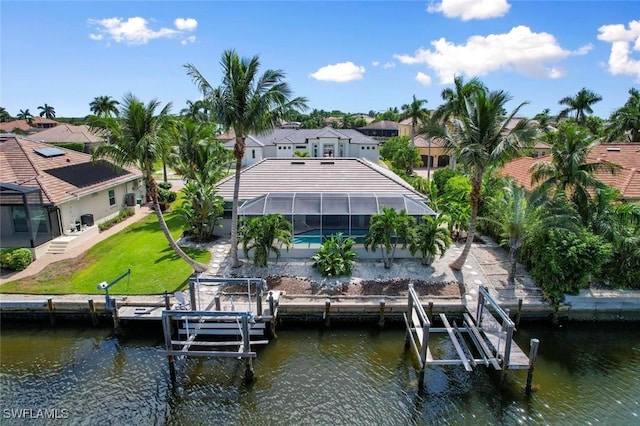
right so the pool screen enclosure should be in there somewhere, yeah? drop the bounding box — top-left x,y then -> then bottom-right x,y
238,192 -> 436,241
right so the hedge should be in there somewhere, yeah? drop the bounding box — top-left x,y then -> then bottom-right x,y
0,248 -> 33,271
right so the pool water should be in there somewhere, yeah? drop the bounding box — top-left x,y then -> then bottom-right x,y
293,229 -> 368,244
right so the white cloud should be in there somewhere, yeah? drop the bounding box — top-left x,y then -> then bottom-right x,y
372,61 -> 380,67
309,61 -> 365,82
597,20 -> 640,80
548,67 -> 565,79
88,16 -> 198,45
175,18 -> 197,31
394,26 -> 589,83
427,0 -> 510,21
416,72 -> 432,86
382,61 -> 396,69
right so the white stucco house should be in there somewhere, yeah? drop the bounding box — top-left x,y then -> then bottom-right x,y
0,134 -> 144,258
224,127 -> 380,167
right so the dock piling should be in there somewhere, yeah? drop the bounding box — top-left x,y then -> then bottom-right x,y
378,298 -> 386,328
164,291 -> 171,310
189,281 -> 197,311
525,338 -> 540,394
111,299 -> 120,331
214,295 -> 221,311
324,298 -> 331,327
516,299 -> 523,326
427,300 -> 434,322
47,298 -> 55,325
88,299 -> 98,325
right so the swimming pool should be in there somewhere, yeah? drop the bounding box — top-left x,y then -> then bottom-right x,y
292,229 -> 368,244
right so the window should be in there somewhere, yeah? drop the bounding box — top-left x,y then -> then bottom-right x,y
11,207 -> 28,232
108,189 -> 116,206
252,149 -> 255,159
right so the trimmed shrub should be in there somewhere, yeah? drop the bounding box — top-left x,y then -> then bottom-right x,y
0,248 -> 33,271
98,209 -> 134,231
158,181 -> 173,190
51,142 -> 85,153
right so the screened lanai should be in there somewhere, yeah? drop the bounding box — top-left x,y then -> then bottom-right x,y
239,192 -> 436,244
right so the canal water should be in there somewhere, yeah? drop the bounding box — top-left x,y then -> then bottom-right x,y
1,321 -> 638,425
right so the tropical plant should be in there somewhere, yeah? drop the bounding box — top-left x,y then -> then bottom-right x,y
185,49 -> 308,267
439,175 -> 471,240
606,88 -> 640,142
431,75 -> 486,123
312,233 -> 357,276
557,87 -> 602,123
169,118 -> 231,185
180,99 -> 211,122
409,215 -> 452,265
426,87 -> 534,270
400,94 -> 429,148
16,109 -> 33,124
89,96 -> 120,117
239,214 -> 292,267
175,182 -> 224,241
530,122 -> 619,222
293,150 -> 309,157
90,93 -> 207,272
364,207 -> 416,268
0,107 -> 13,122
37,103 -> 56,119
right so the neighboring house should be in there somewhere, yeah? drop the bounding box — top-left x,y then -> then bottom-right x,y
357,120 -> 399,142
531,141 -> 551,158
215,157 -> 436,242
0,135 -> 144,257
500,143 -> 640,201
31,123 -> 104,153
0,117 -> 59,134
414,135 -> 450,168
398,117 -> 421,138
223,127 -> 379,167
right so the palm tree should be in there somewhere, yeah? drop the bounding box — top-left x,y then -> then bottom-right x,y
90,96 -> 120,117
530,122 -> 618,222
185,49 -> 308,267
364,207 -> 416,268
90,93 -> 207,272
431,76 -> 486,123
558,87 -> 602,123
239,214 -> 292,267
427,88 -> 535,270
409,214 -> 452,265
484,180 -> 578,284
37,103 -> 56,119
16,109 -> 33,124
400,95 -> 430,177
180,99 -> 211,122
606,88 -> 640,142
0,107 -> 13,122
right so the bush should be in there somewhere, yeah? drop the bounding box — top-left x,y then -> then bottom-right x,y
312,233 -> 357,277
0,248 -> 33,271
51,142 -> 85,153
158,181 -> 173,190
98,209 -> 134,231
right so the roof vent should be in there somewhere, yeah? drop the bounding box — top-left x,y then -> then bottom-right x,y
606,147 -> 621,152
291,161 -> 305,165
320,161 -> 335,165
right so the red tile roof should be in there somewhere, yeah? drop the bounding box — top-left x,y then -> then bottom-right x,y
500,144 -> 640,200
0,135 -> 142,205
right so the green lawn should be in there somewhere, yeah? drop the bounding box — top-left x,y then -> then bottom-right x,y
0,208 -> 211,295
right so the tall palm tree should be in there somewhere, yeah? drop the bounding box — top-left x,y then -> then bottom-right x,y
431,76 -> 486,123
530,122 -> 618,222
400,95 -> 429,177
90,93 -> 207,272
185,49 -> 308,267
558,87 -> 602,123
427,88 -> 535,270
37,103 -> 56,119
606,88 -> 640,142
180,99 -> 211,122
90,95 -> 120,117
16,109 -> 33,124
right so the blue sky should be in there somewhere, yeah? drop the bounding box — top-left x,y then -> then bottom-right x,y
1,1 -> 639,119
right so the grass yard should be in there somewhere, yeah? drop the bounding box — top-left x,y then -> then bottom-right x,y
0,208 -> 211,295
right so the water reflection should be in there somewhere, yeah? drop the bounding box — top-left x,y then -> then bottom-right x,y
1,321 -> 639,425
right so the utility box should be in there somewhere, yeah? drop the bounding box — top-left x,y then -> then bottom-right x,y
125,193 -> 136,206
81,214 -> 94,227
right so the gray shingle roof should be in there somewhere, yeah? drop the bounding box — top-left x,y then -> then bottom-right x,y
215,157 -> 427,203
223,127 -> 378,148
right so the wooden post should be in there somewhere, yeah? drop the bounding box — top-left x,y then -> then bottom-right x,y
164,291 -> 171,310
111,298 -> 120,331
525,338 -> 540,394
267,291 -> 276,339
47,298 -> 55,325
516,298 -> 523,326
162,312 -> 176,379
418,318 -> 431,389
324,298 -> 331,327
88,299 -> 98,325
427,300 -> 434,322
378,298 -> 385,328
503,322 -> 514,371
242,316 -> 254,382
476,287 -> 485,328
189,281 -> 197,311
257,284 -> 263,316
405,285 -> 414,348
214,295 -> 221,311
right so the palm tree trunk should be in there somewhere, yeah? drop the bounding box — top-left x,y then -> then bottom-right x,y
427,138 -> 432,181
450,182 -> 480,270
508,246 -> 517,285
163,162 -> 168,183
229,155 -> 243,268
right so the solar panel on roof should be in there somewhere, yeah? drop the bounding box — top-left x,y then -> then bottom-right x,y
34,147 -> 65,158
